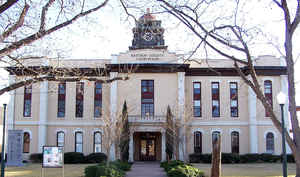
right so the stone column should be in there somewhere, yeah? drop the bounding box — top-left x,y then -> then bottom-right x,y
7,75 -> 16,130
38,80 -> 48,153
248,86 -> 258,153
129,132 -> 134,162
109,71 -> 118,161
178,72 -> 185,161
161,131 -> 166,162
281,75 -> 292,153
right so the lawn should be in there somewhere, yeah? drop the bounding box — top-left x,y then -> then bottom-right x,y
5,163 -> 92,177
193,163 -> 296,177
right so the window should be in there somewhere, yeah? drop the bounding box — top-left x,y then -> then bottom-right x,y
266,132 -> 274,154
57,82 -> 66,117
212,131 -> 220,144
264,80 -> 273,117
23,85 -> 32,117
23,132 -> 30,153
212,82 -> 220,117
94,82 -> 102,117
193,82 -> 201,117
75,132 -> 83,153
141,80 -> 154,117
57,131 -> 65,147
230,82 -> 238,117
76,82 -> 84,118
194,131 -> 202,153
94,132 -> 102,153
231,131 -> 239,153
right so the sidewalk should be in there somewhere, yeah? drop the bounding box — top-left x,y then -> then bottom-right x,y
126,162 -> 167,177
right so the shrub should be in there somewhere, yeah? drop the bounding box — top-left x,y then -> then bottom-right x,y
64,152 -> 85,164
85,153 -> 107,163
189,153 -> 211,163
109,160 -> 131,171
239,154 -> 260,163
222,153 -> 240,163
259,153 -> 280,163
30,153 -> 43,163
286,154 -> 295,163
84,162 -> 126,177
164,160 -> 185,172
167,164 -> 204,177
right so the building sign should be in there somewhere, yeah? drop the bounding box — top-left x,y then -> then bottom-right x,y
7,130 -> 23,166
43,146 -> 63,168
131,53 -> 165,61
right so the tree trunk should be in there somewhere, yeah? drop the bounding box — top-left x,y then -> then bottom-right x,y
211,136 -> 221,177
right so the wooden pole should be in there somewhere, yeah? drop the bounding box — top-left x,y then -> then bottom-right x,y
211,134 -> 221,177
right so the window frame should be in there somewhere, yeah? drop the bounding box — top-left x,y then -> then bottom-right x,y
75,82 -> 84,118
266,132 -> 275,154
141,80 -> 154,117
94,82 -> 102,118
75,132 -> 83,153
194,131 -> 202,153
57,131 -> 65,147
231,131 -> 239,154
211,82 -> 220,117
193,82 -> 201,117
264,80 -> 273,117
230,82 -> 239,117
23,132 -> 30,153
94,131 -> 102,153
57,82 -> 66,118
23,85 -> 32,117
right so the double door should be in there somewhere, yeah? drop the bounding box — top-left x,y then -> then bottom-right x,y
140,138 -> 156,161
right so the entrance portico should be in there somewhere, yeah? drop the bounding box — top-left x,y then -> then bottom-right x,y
129,127 -> 166,162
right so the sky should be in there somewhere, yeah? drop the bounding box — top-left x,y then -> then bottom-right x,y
0,0 -> 299,105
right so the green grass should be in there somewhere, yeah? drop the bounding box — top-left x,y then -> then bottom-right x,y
5,163 -> 93,177
193,163 -> 296,177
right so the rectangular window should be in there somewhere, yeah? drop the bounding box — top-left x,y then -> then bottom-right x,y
75,132 -> 83,153
193,82 -> 201,117
264,80 -> 273,117
94,82 -> 102,117
57,82 -> 66,117
230,82 -> 238,117
76,82 -> 84,118
211,82 -> 220,117
23,85 -> 32,117
141,80 -> 154,117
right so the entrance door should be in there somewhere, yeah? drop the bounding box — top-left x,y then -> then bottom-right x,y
140,133 -> 156,161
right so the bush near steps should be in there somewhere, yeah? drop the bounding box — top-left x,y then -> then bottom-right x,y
161,160 -> 205,177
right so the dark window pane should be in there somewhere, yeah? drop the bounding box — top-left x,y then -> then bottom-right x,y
23,132 -> 30,153
194,131 -> 202,153
231,131 -> 239,153
57,132 -> 64,147
24,100 -> 31,117
266,133 -> 274,153
58,100 -> 65,117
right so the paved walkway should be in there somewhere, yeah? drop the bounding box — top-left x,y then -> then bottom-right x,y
126,162 -> 167,177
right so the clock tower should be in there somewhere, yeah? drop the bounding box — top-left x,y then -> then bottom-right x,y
129,8 -> 167,50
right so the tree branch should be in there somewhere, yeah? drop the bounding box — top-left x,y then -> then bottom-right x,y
1,3 -> 29,41
0,0 -> 18,14
40,0 -> 56,32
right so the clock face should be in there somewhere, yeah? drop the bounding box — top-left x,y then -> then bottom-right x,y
142,32 -> 153,41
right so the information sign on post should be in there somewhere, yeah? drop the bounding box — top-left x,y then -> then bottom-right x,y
7,130 -> 24,166
42,146 -> 63,168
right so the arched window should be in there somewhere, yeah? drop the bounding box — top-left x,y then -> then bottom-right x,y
94,132 -> 102,153
266,132 -> 274,154
231,131 -> 239,154
264,80 -> 273,117
23,132 -> 30,153
75,132 -> 83,153
194,131 -> 202,153
57,131 -> 65,147
212,131 -> 220,144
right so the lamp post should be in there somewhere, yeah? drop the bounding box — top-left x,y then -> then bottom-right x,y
1,104 -> 7,177
277,91 -> 287,177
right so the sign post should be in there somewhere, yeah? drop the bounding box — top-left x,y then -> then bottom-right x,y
42,146 -> 64,177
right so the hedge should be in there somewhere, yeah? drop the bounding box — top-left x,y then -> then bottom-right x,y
84,153 -> 107,163
84,160 -> 131,177
189,153 -> 294,163
161,160 -> 205,177
29,153 -> 43,163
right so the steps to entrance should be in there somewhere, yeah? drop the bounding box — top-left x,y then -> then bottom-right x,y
126,162 -> 167,177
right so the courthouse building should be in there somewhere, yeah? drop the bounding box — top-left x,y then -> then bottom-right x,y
5,11 -> 291,162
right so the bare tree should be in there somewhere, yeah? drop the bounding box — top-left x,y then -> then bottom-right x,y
157,0 -> 300,175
